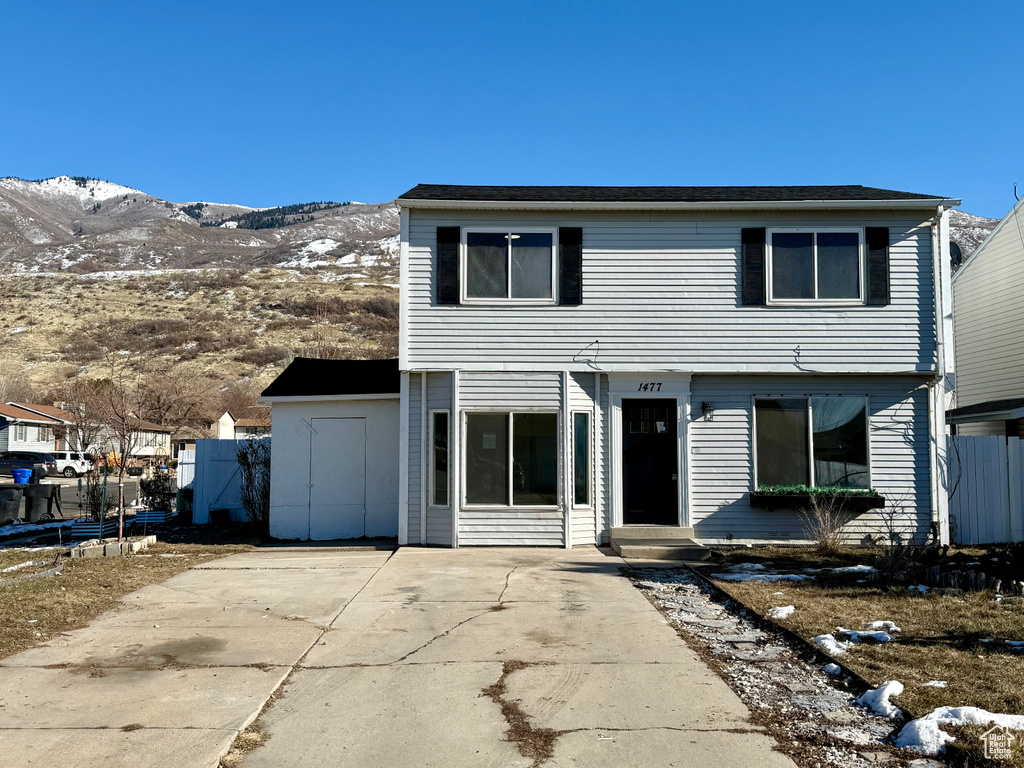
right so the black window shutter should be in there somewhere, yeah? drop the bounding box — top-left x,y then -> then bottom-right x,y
559,227 -> 583,306
866,227 -> 890,306
436,226 -> 460,305
740,227 -> 766,306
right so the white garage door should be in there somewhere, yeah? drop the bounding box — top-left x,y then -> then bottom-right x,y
309,417 -> 366,539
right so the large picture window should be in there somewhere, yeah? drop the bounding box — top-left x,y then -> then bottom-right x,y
464,230 -> 555,302
465,412 -> 558,506
768,230 -> 862,303
755,397 -> 869,488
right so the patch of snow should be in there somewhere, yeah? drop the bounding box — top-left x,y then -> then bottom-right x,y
712,563 -> 812,582
1,560 -> 46,573
867,620 -> 901,634
812,634 -> 852,655
7,325 -> 28,335
823,663 -> 842,676
836,627 -> 892,644
830,564 -> 877,574
0,520 -> 74,539
0,175 -> 142,203
896,707 -> 1024,756
909,585 -> 930,593
767,605 -> 795,620
856,680 -> 904,719
220,221 -> 239,228
922,681 -> 947,688
300,238 -> 339,255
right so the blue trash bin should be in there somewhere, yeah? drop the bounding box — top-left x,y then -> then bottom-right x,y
11,468 -> 31,485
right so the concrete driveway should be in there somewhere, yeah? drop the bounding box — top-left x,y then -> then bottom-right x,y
0,547 -> 795,768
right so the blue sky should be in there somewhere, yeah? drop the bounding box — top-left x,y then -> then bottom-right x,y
3,1 -> 1022,217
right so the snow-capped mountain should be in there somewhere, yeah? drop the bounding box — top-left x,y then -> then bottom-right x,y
948,209 -> 999,262
0,176 -> 399,276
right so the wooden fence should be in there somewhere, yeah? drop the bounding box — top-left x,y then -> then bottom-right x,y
948,435 -> 1024,544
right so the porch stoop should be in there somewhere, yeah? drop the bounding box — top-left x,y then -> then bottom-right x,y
609,526 -> 711,561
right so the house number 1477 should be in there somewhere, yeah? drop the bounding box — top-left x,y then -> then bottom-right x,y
637,382 -> 662,392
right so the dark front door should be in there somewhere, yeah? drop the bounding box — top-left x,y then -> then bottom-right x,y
622,398 -> 678,525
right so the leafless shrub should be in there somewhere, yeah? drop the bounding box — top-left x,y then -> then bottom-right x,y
234,346 -> 289,367
799,494 -> 852,555
237,439 -> 271,537
874,492 -> 925,584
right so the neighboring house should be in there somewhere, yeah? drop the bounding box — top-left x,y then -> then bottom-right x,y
392,184 -> 959,549
87,419 -> 172,460
216,411 -> 271,440
3,401 -> 172,461
122,419 -> 172,459
260,358 -> 400,540
947,196 -> 1024,436
0,403 -> 63,452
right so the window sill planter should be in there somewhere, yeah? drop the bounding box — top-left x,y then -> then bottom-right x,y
748,491 -> 885,514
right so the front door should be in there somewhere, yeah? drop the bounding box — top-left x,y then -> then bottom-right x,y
622,399 -> 678,525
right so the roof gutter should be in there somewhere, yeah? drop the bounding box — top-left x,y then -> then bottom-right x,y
397,198 -> 961,212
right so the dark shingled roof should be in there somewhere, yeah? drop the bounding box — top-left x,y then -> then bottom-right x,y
261,358 -> 400,399
398,184 -> 947,204
947,398 -> 1024,422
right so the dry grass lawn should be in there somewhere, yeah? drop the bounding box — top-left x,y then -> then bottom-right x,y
700,547 -> 1024,766
0,533 -> 254,661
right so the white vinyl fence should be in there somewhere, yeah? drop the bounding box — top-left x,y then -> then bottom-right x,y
176,449 -> 196,489
181,439 -> 250,524
948,435 -> 1024,544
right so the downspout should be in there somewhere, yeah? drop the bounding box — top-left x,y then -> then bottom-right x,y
928,205 -> 953,545
420,373 -> 427,546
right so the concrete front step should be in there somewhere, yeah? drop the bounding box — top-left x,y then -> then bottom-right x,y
609,535 -> 711,561
611,526 -> 695,541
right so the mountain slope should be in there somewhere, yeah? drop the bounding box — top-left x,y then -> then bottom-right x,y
0,176 -> 399,275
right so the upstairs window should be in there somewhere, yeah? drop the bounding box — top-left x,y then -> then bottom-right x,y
768,230 -> 863,303
463,230 -> 555,302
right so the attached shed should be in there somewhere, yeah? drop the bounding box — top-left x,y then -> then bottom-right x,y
260,358 -> 401,541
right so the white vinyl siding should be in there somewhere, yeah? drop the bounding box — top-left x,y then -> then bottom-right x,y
459,371 -> 562,409
689,375 -> 930,543
407,374 -> 422,545
405,210 -> 935,373
455,372 -> 565,546
3,422 -> 56,453
953,198 -> 1024,409
425,373 -> 454,545
569,372 -> 597,545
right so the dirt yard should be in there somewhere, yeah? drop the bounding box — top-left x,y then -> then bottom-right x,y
698,546 -> 1024,767
0,526 -> 255,661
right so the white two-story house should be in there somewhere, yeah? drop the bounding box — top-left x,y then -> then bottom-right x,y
396,185 -> 958,549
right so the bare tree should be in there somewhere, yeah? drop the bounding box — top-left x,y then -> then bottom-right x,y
50,377 -> 107,454
141,364 -> 217,449
94,352 -> 154,539
218,380 -> 271,423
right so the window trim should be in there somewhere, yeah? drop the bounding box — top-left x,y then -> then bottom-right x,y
460,227 -> 559,305
429,409 -> 451,509
751,395 -> 871,490
571,410 -> 593,509
461,408 -> 561,510
765,227 -> 866,307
